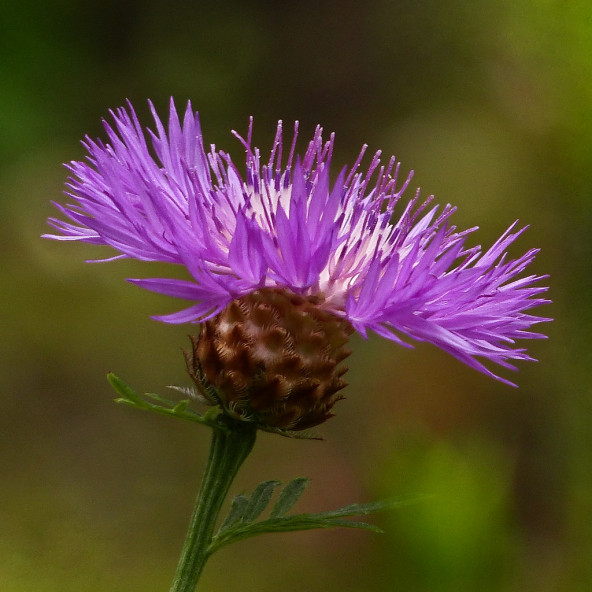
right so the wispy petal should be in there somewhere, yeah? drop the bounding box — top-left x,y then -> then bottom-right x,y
45,99 -> 551,385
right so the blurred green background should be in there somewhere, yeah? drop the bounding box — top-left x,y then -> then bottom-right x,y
1,1 -> 589,590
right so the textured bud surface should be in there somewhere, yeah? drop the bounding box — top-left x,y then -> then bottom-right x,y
185,289 -> 353,431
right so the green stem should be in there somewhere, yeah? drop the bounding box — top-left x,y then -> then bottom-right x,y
169,417 -> 257,592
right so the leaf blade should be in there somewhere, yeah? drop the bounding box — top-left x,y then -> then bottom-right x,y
218,494 -> 250,533
209,493 -> 429,554
242,481 -> 281,523
108,373 -> 219,428
270,477 -> 309,518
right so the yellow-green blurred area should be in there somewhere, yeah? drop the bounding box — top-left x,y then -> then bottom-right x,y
1,0 -> 589,590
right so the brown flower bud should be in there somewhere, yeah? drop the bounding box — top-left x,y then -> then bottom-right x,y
184,288 -> 353,432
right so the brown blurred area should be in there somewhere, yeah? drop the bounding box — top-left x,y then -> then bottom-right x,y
1,1 -> 589,590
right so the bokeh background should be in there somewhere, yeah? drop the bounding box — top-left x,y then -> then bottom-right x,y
1,1 -> 589,590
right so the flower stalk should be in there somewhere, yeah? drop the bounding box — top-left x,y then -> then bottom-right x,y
109,372 -> 430,589
169,417 -> 257,592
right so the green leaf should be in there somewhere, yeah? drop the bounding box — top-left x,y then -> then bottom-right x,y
310,494 -> 427,520
208,513 -> 380,554
172,400 -> 190,414
242,481 -> 281,523
107,373 -> 220,429
218,494 -> 250,533
109,372 -> 146,405
208,487 -> 429,555
144,390 -> 181,407
269,477 -> 309,518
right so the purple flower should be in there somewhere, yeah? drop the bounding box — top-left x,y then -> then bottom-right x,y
45,99 -> 550,387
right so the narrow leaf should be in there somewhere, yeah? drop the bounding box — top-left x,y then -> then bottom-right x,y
242,481 -> 281,523
144,391 -> 179,407
108,373 -> 220,428
208,493 -> 429,554
218,494 -> 249,533
270,478 -> 310,518
108,372 -> 145,405
209,514 -> 381,554
312,494 -> 428,519
172,400 -> 190,414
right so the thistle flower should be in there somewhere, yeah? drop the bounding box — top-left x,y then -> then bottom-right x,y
44,99 -> 550,429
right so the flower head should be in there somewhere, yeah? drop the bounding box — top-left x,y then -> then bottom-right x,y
45,99 -> 550,412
